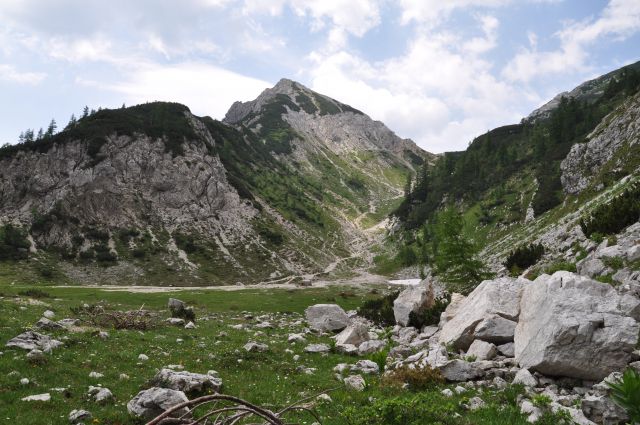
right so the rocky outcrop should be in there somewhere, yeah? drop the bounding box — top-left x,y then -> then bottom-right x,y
515,271 -> 640,380
6,331 -> 63,352
393,281 -> 435,326
561,91 -> 640,194
152,369 -> 222,394
439,277 -> 528,350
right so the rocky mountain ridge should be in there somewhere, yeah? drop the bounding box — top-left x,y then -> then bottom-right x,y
0,81 -> 430,285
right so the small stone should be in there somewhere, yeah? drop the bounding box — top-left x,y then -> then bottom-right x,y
119,373 -> 129,380
467,396 -> 486,411
69,409 -> 92,424
43,310 -> 55,319
344,375 -> 366,391
98,331 -> 109,340
512,369 -> 538,387
20,378 -> 30,385
26,349 -> 46,363
441,388 -> 454,397
454,385 -> 466,394
243,342 -> 269,352
22,393 -> 51,402
88,371 -> 104,379
184,321 -> 196,329
304,343 -> 331,353
138,354 -> 149,362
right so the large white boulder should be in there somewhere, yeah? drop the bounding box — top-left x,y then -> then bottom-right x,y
439,277 -> 529,350
515,271 -> 640,380
305,304 -> 350,332
393,281 -> 435,326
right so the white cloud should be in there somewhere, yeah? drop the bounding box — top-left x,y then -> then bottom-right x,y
0,64 -> 45,84
503,0 -> 640,82
305,15 -> 531,153
242,0 -> 381,37
398,0 -> 509,25
80,62 -> 272,120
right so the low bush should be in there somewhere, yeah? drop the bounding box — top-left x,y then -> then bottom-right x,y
607,368 -> 640,423
368,349 -> 389,373
17,289 -> 51,298
357,291 -> 398,327
0,224 -> 31,261
382,364 -> 444,391
504,243 -> 544,274
71,303 -> 157,330
580,183 -> 640,238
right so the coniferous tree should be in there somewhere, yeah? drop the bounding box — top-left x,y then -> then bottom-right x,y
45,119 -> 57,137
36,128 -> 44,140
24,129 -> 35,142
65,114 -> 77,130
82,106 -> 89,118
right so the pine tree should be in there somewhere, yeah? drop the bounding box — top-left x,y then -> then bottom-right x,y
430,206 -> 491,294
24,129 -> 35,142
82,106 -> 89,118
65,114 -> 77,130
45,119 -> 57,137
36,128 -> 44,140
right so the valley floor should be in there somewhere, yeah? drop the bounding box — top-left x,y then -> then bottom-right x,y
0,282 -> 566,425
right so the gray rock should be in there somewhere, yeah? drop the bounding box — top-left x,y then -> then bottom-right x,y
467,396 -> 486,411
153,368 -> 222,393
335,343 -> 358,355
69,409 -> 92,424
393,281 -> 435,326
304,343 -> 331,354
352,359 -> 380,375
305,304 -> 350,332
127,387 -> 189,421
466,340 -> 497,361
335,322 -> 370,346
512,369 -> 538,387
88,386 -> 114,404
26,349 -> 46,362
344,375 -> 366,391
577,258 -> 607,277
437,360 -> 484,382
43,310 -> 55,319
473,316 -> 517,344
35,317 -> 64,331
439,277 -> 529,350
358,339 -> 386,355
6,331 -> 63,352
243,342 -> 269,352
581,394 -> 628,425
520,400 -> 543,423
497,342 -> 515,357
168,298 -> 185,311
184,321 -> 196,329
21,393 -> 51,402
166,318 -> 185,326
287,333 -> 306,343
515,271 -> 640,380
439,293 -> 466,328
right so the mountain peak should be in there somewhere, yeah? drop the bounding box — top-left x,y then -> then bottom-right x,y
223,78 -> 361,124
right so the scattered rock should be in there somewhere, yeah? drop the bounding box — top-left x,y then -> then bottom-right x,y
88,372 -> 104,379
243,341 -> 269,352
138,354 -> 149,362
512,369 -> 538,387
88,386 -> 114,404
6,331 -> 63,352
497,342 -> 515,357
466,340 -> 497,361
288,333 -> 306,343
69,409 -> 92,424
335,322 -> 370,346
22,393 -> 51,402
358,339 -> 386,355
127,387 -> 190,421
438,360 -> 484,382
184,321 -> 196,329
344,375 -> 366,391
26,349 -> 46,363
352,359 -> 380,375
305,304 -> 350,332
467,396 -> 486,411
153,368 -> 222,394
166,318 -> 185,326
43,310 -> 55,319
304,343 -> 331,354
20,378 -> 29,385
441,388 -> 454,397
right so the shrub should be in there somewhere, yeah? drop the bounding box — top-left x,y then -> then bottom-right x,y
580,183 -> 640,238
0,224 -> 31,261
357,291 -> 398,327
368,349 -> 389,373
531,394 -> 552,408
602,256 -> 624,270
382,364 -> 444,391
408,294 -> 451,329
504,243 -> 544,272
607,368 -> 640,423
18,289 -> 51,298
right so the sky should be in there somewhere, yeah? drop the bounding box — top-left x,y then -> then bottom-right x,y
0,0 -> 639,153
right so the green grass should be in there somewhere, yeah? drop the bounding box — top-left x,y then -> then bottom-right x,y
0,283 -> 566,425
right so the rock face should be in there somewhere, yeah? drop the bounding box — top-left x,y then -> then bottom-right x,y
439,277 -> 528,350
305,304 -> 350,332
393,281 -> 435,326
515,271 -> 640,380
127,387 -> 189,421
561,91 -> 640,194
152,368 -> 222,394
